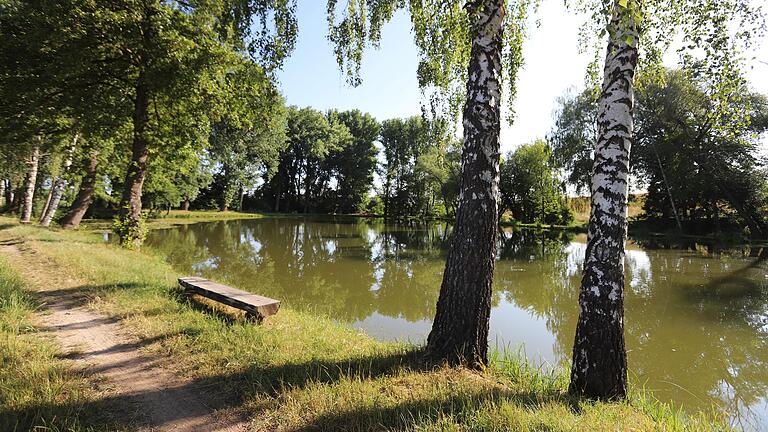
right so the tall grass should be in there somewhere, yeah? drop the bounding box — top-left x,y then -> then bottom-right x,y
0,256 -> 100,431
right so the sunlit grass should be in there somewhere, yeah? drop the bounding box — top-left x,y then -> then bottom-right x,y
151,209 -> 266,220
0,216 -> 730,431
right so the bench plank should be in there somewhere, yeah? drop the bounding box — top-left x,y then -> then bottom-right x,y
179,277 -> 280,321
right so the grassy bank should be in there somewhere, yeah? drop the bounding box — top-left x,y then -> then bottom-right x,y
151,209 -> 266,220
73,209 -> 266,232
0,217 -> 727,431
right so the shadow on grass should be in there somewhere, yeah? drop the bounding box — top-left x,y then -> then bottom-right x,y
3,264 -> 577,430
34,282 -> 149,309
0,223 -> 17,232
288,387 -> 568,431
1,346 -> 575,432
55,329 -> 201,362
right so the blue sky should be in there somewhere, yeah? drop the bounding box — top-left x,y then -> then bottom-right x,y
277,3 -> 422,123
277,1 -> 768,156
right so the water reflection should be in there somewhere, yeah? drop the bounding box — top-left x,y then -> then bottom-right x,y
146,218 -> 768,430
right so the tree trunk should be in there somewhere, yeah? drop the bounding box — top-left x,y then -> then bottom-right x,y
274,191 -> 281,212
426,0 -> 504,368
713,201 -> 720,233
4,179 -> 13,209
41,134 -> 79,227
40,186 -> 54,222
238,186 -> 245,212
569,0 -> 637,401
181,198 -> 190,211
118,72 -> 151,247
0,179 -> 6,208
9,186 -> 20,214
303,170 -> 311,214
650,141 -> 681,230
20,144 -> 41,224
383,182 -> 390,219
219,186 -> 229,211
61,150 -> 99,229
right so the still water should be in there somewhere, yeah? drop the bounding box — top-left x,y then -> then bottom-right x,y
145,217 -> 768,430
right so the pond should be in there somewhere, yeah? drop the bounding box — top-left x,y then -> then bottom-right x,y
145,217 -> 768,430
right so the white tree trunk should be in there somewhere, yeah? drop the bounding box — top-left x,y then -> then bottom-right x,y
6,179 -> 15,209
0,179 -> 6,207
40,133 -> 79,227
20,144 -> 41,224
569,0 -> 638,400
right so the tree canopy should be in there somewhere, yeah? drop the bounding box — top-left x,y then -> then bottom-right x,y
500,140 -> 572,225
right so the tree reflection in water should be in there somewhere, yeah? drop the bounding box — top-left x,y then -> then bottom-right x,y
147,218 -> 768,429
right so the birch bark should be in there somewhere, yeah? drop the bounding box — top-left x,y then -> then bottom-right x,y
20,144 -> 40,224
426,0 -> 504,367
40,133 -> 79,227
569,0 -> 638,400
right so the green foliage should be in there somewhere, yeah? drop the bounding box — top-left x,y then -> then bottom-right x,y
0,0 -> 297,239
551,68 -> 768,235
261,106 -> 355,213
143,148 -> 214,211
206,88 -> 288,211
326,109 -> 380,213
113,208 -> 148,249
500,139 -> 572,225
634,69 -> 768,235
548,88 -> 599,195
326,0 -> 534,121
569,0 -> 764,107
379,116 -> 459,217
417,138 -> 462,218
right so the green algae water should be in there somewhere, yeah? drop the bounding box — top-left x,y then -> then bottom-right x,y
146,216 -> 768,430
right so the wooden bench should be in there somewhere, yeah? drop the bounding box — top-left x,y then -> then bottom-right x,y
178,277 -> 280,323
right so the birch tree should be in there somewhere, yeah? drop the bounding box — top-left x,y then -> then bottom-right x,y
427,1 -> 506,365
39,133 -> 79,227
19,143 -> 41,224
327,0 -> 532,366
569,0 -> 764,399
568,0 -> 639,399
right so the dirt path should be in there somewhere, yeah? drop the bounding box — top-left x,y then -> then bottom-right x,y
1,242 -> 249,432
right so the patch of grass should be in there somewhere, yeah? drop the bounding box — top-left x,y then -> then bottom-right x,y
569,194 -> 646,227
62,210 -> 267,233
150,209 -> 266,220
0,254 -> 107,431
0,217 -> 728,431
144,210 -> 264,230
